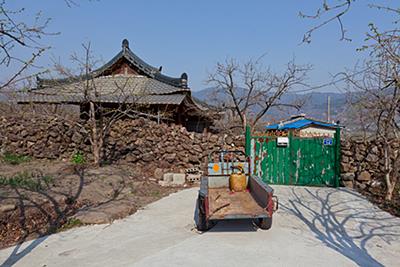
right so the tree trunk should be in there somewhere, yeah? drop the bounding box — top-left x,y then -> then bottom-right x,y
89,101 -> 101,167
386,148 -> 400,201
383,142 -> 394,201
386,182 -> 395,201
92,140 -> 100,166
242,113 -> 247,130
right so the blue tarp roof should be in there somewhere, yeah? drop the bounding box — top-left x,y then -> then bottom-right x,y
265,118 -> 339,130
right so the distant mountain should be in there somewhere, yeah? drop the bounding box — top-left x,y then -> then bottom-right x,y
193,87 -> 347,123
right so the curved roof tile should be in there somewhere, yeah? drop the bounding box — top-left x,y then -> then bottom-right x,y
37,39 -> 188,89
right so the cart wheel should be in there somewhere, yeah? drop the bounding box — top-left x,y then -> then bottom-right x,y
257,217 -> 272,230
195,197 -> 209,231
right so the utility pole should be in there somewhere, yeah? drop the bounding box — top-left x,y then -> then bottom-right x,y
327,95 -> 331,122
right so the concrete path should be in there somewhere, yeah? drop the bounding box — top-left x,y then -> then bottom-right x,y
1,186 -> 399,267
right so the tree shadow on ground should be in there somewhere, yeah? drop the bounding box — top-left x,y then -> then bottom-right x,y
0,166 -> 85,267
0,237 -> 47,267
280,187 -> 400,267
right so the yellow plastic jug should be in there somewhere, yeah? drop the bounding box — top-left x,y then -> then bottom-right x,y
229,166 -> 247,192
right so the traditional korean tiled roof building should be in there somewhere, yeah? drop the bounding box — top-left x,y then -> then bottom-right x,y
16,39 -> 212,132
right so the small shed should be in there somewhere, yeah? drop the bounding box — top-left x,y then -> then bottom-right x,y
246,115 -> 341,187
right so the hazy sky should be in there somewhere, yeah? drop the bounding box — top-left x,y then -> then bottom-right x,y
5,0 -> 398,92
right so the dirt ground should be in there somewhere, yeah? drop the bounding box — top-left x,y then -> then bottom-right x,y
0,159 -> 179,249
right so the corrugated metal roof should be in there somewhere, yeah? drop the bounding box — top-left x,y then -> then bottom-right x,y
266,118 -> 339,130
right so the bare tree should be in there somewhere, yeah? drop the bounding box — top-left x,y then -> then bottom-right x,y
49,44 -> 134,165
301,1 -> 399,43
46,43 -> 173,166
299,2 -> 400,200
0,1 -> 91,91
300,0 -> 353,43
0,1 -> 55,90
345,24 -> 400,201
207,58 -> 310,129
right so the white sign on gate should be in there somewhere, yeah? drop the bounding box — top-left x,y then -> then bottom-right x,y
277,137 -> 289,147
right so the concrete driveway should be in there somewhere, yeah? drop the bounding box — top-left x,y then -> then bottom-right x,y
1,186 -> 399,267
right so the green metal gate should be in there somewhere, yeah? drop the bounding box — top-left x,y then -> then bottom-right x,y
245,126 -> 340,187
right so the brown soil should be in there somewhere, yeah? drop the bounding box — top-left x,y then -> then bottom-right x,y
0,159 -> 179,249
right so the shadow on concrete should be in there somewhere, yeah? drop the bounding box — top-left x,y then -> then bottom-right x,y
280,187 -> 400,267
0,237 -> 47,267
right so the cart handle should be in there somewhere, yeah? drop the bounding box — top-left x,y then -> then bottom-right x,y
207,150 -> 247,161
230,165 -> 244,173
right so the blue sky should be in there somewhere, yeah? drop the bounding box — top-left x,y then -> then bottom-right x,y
6,0 -> 398,92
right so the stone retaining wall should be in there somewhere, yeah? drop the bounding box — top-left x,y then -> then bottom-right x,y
0,115 -> 244,173
1,115 -> 396,187
340,138 -> 399,190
